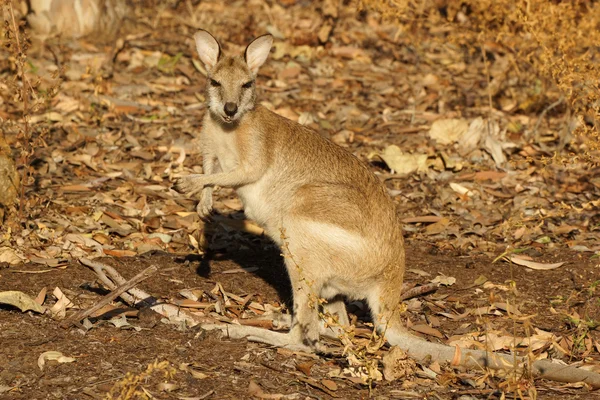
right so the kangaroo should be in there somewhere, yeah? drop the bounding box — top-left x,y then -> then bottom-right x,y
176,30 -> 600,388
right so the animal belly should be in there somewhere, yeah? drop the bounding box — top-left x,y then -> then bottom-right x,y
236,182 -> 270,228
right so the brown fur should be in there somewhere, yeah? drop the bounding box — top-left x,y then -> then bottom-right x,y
177,30 -> 406,349
175,32 -> 600,389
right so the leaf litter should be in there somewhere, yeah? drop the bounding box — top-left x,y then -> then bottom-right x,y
0,0 -> 599,398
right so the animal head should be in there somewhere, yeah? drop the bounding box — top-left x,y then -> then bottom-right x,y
194,30 -> 273,124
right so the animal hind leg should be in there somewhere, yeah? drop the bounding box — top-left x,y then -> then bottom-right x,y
319,298 -> 351,339
285,257 -> 322,350
366,277 -> 407,340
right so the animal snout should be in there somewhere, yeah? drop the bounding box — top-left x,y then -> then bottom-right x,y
224,102 -> 238,117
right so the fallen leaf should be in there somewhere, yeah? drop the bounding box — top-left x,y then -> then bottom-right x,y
428,118 -> 469,145
401,216 -> 442,224
296,361 -> 314,376
506,254 -> 565,270
458,117 -> 484,154
424,217 -> 450,235
247,380 -> 291,399
410,324 -> 444,338
406,268 -> 431,276
379,145 -> 427,175
221,266 -> 260,274
0,291 -> 45,313
473,170 -> 507,181
431,275 -> 456,286
483,130 -> 507,167
49,287 -> 75,318
0,246 -> 25,265
38,351 -> 76,371
449,182 -> 474,197
59,184 -> 91,192
103,249 -> 137,257
382,346 -> 416,381
321,379 -> 338,391
493,302 -> 522,315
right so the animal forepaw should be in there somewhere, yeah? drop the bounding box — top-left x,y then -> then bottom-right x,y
175,175 -> 203,198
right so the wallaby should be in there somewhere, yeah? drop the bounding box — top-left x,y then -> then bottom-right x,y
176,30 -> 600,388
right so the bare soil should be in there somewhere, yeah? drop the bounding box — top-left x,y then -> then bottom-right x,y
2,242 -> 599,399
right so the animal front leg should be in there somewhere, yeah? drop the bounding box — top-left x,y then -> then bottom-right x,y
197,155 -> 218,218
177,168 -> 261,197
176,174 -> 206,198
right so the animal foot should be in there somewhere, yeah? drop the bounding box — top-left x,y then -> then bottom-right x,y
196,193 -> 213,219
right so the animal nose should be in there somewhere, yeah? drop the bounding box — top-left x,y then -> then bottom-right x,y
224,102 -> 238,117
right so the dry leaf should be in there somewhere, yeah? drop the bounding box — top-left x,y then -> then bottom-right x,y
424,217 -> 450,235
49,287 -> 75,319
380,145 -> 427,175
247,380 -> 295,399
0,291 -> 45,313
38,351 -> 76,371
410,324 -> 444,338
382,346 -> 416,381
296,361 -> 314,376
321,379 -> 338,391
506,254 -> 565,270
0,247 -> 25,265
402,216 -> 442,224
458,117 -> 484,154
449,182 -> 474,197
431,275 -> 456,286
428,118 -> 469,145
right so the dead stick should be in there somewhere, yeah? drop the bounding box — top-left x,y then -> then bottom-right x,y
61,262 -> 158,328
79,257 -> 139,305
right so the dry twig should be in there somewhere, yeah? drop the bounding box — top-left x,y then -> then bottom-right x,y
60,262 -> 159,328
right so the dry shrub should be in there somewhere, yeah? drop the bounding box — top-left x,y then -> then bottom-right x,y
1,0 -> 60,225
359,0 -> 600,163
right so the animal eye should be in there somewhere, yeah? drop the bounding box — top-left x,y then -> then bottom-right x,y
210,79 -> 221,87
242,81 -> 253,89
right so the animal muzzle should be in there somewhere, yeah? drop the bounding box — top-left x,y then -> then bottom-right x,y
224,102 -> 238,117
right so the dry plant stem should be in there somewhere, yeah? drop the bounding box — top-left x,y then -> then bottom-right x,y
79,257 -> 204,326
60,263 -> 159,328
6,0 -> 32,220
531,96 -> 565,142
480,41 -> 494,127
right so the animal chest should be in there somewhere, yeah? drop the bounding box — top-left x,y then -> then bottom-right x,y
205,127 -> 240,173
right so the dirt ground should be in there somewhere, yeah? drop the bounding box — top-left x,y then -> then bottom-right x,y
1,242 -> 600,399
1,0 -> 600,399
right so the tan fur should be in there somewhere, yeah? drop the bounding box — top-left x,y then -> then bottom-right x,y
175,31 -> 600,388
177,30 -> 406,349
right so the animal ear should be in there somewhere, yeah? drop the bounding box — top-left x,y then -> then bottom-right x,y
244,34 -> 273,74
194,29 -> 221,70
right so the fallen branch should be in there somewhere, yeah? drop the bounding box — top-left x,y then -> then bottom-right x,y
77,257 -> 205,327
60,263 -> 159,328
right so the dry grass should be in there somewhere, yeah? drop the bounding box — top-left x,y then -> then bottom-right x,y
106,360 -> 177,400
1,0 -> 60,225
